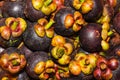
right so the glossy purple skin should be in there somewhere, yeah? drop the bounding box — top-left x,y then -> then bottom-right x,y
79,23 -> 102,53
1,1 -> 26,18
113,12 -> 120,34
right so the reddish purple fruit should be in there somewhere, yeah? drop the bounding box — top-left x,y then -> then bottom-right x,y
79,23 -> 102,53
107,57 -> 119,70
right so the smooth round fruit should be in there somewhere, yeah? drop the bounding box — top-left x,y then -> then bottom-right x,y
79,23 -> 102,52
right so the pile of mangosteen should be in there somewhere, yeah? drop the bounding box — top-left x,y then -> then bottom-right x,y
0,0 -> 120,80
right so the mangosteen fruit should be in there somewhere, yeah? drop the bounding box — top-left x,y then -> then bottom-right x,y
73,52 -> 97,75
79,23 -> 102,52
69,0 -> 104,22
24,0 -> 57,22
0,47 -> 26,74
23,18 -> 54,51
1,0 -> 26,18
25,51 -> 56,79
0,17 -> 27,48
93,55 -> 120,80
54,7 -> 85,37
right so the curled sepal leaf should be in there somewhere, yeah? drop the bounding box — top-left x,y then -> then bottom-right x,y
38,18 -> 48,26
46,28 -> 54,38
63,43 -> 73,55
39,71 -> 49,80
34,24 -> 45,37
74,52 -> 87,61
32,0 -> 44,10
72,23 -> 81,32
101,29 -> 108,40
101,40 -> 109,51
81,64 -> 94,75
5,17 -> 15,27
73,0 -> 85,10
81,0 -> 94,14
69,60 -> 81,75
0,26 -> 11,40
51,35 -> 66,47
73,11 -> 85,32
64,14 -> 74,29
102,22 -> 110,30
41,2 -> 57,15
58,54 -> 71,65
34,61 -> 46,74
45,60 -> 54,68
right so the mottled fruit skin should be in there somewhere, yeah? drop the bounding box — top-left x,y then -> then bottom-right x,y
54,7 -> 75,37
113,12 -> 120,34
23,21 -> 51,51
25,51 -> 49,79
79,23 -> 102,52
1,1 -> 26,18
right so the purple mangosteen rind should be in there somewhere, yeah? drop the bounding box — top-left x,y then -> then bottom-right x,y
79,23 -> 102,53
23,21 -> 51,51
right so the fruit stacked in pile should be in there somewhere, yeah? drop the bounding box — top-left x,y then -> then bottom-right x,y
0,0 -> 120,80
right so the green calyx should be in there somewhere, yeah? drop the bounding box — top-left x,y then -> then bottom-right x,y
51,47 -> 65,59
9,40 -> 18,46
80,0 -> 85,3
45,19 -> 55,29
11,21 -> 18,31
44,0 -> 52,7
57,48 -> 65,58
11,59 -> 20,66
